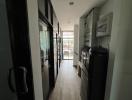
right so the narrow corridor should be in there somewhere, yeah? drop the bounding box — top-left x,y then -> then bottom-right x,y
49,60 -> 81,100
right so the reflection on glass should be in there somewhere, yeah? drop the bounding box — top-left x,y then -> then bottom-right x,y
39,20 -> 50,62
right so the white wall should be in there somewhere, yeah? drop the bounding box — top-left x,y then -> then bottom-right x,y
73,24 -> 79,65
100,0 -> 132,100
100,0 -> 114,18
99,0 -> 115,100
109,0 -> 132,99
26,0 -> 43,100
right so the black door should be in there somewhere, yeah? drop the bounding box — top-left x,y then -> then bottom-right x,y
4,0 -> 35,100
0,0 -> 17,100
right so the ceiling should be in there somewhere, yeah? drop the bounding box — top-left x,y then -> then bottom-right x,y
51,0 -> 106,31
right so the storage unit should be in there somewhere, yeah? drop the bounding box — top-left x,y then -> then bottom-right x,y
80,47 -> 109,100
79,8 -> 99,60
84,8 -> 99,47
88,47 -> 108,100
79,7 -> 112,100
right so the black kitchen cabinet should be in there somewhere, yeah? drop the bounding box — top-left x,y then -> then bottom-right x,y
80,47 -> 109,100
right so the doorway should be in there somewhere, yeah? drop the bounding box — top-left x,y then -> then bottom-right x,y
63,32 -> 74,60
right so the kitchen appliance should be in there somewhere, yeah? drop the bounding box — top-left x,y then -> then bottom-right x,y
81,46 -> 109,100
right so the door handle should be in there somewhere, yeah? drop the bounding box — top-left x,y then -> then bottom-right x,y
8,66 -> 28,94
8,67 -> 16,93
17,67 -> 28,94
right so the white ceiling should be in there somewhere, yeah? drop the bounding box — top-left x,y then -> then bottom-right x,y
51,0 -> 106,31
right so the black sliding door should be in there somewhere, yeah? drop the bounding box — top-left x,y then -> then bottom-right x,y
5,0 -> 35,100
38,0 -> 55,95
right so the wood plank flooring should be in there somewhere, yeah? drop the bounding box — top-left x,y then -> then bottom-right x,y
49,60 -> 81,100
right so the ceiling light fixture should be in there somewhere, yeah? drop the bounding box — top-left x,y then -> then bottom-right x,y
69,1 -> 74,6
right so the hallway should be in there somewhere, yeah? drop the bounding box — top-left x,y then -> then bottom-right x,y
49,60 -> 81,100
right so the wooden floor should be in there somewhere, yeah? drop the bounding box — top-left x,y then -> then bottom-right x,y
49,60 -> 81,100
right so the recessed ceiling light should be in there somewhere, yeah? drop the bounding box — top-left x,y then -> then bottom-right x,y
69,1 -> 74,6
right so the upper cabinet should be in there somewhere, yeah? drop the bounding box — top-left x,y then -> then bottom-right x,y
79,6 -> 113,51
84,8 -> 100,47
79,8 -> 100,48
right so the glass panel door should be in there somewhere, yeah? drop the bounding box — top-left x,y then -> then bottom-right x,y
63,38 -> 74,59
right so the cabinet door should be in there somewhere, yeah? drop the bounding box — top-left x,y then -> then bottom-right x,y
85,11 -> 93,47
85,8 -> 99,47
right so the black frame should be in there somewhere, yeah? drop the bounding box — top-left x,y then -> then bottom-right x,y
38,0 -> 62,92
38,4 -> 55,91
